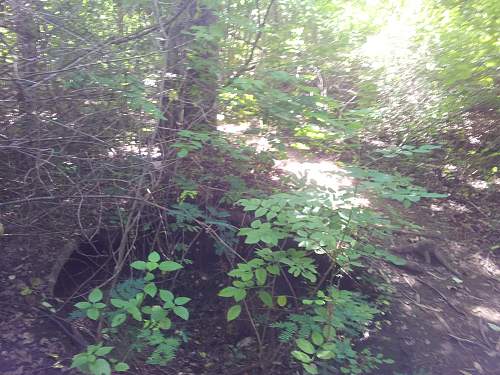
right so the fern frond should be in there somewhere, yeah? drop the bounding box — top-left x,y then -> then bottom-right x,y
111,278 -> 146,300
271,321 -> 298,342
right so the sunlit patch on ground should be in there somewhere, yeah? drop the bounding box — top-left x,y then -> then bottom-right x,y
275,157 -> 352,191
216,122 -> 250,134
470,306 -> 500,324
246,136 -> 272,153
217,121 -> 276,153
218,126 -> 373,206
429,204 -> 444,212
446,201 -> 470,213
274,153 -> 371,207
469,251 -> 500,278
468,179 -> 489,190
108,143 -> 161,158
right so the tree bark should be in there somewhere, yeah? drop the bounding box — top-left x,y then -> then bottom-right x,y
158,0 -> 218,140
6,0 -> 41,125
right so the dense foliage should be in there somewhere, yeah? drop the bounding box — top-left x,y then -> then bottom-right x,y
0,0 -> 497,374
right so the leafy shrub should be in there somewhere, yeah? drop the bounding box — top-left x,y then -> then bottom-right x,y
70,252 -> 189,375
215,178 -> 445,373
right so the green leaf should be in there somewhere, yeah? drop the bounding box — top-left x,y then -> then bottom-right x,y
257,290 -> 273,307
95,346 -> 114,356
111,313 -> 127,327
159,289 -> 174,302
75,301 -> 92,310
255,268 -> 267,286
163,300 -> 175,309
303,363 -> 319,374
158,317 -> 172,330
87,345 -> 98,353
296,338 -> 315,355
266,211 -> 277,220
228,268 -> 253,281
130,261 -> 147,270
114,362 -> 130,372
110,298 -> 126,308
71,354 -> 90,368
311,331 -> 324,346
177,148 -> 189,158
232,280 -> 246,288
144,282 -> 158,297
233,288 -> 247,302
247,258 -> 264,267
302,271 -> 317,283
134,292 -> 144,304
144,272 -> 155,281
227,304 -> 241,321
241,231 -> 261,244
151,305 -> 167,321
291,350 -> 312,363
316,350 -> 335,360
148,251 -> 160,262
277,295 -> 287,307
218,286 -> 238,298
87,308 -> 100,320
173,306 -> 189,320
384,253 -> 407,266
88,288 -> 103,303
254,207 -> 268,217
146,261 -> 159,271
127,306 -> 142,321
88,358 -> 111,375
174,297 -> 191,305
159,261 -> 183,272
241,271 -> 254,282
267,264 -> 280,275
239,198 -> 261,211
322,326 -> 336,340
321,343 -> 336,351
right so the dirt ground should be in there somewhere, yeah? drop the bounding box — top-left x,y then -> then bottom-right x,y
368,197 -> 500,375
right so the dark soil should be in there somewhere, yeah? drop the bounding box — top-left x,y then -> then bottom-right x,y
368,198 -> 500,375
0,236 -> 80,375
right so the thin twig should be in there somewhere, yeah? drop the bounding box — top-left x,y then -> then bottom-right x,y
416,277 -> 466,316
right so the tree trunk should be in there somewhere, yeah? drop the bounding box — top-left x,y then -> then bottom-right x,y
6,0 -> 41,126
158,0 -> 218,140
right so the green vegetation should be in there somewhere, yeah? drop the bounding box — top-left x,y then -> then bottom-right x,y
70,253 -> 187,374
0,0 -> 497,374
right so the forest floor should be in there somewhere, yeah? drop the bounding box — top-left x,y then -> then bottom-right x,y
1,124 -> 499,375
368,198 -> 500,375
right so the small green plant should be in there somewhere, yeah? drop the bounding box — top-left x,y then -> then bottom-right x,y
218,247 -> 318,320
274,289 -> 393,374
348,167 -> 448,208
71,251 -> 189,374
74,288 -> 106,321
172,130 -> 209,158
71,343 -> 129,374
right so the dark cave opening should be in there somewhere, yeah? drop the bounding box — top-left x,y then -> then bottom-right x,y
53,231 -> 119,299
